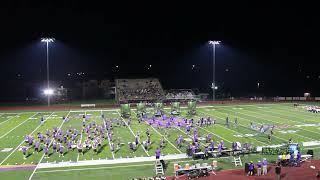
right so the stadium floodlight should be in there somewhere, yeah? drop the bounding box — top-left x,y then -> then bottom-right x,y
43,88 -> 54,95
209,40 -> 221,45
208,40 -> 221,101
41,38 -> 55,43
41,37 -> 55,106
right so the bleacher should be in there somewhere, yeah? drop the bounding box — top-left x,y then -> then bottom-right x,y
115,78 -> 165,103
165,89 -> 199,101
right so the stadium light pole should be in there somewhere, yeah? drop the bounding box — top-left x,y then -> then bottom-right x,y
41,38 -> 55,106
208,40 -> 220,101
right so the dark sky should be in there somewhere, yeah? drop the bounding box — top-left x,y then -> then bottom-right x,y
0,3 -> 319,100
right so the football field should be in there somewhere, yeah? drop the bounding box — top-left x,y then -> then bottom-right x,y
1,103 -> 320,179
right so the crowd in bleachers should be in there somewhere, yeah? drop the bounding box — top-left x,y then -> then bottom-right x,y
165,89 -> 197,100
116,79 -> 165,102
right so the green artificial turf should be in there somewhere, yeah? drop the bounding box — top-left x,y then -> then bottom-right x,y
1,103 -> 320,179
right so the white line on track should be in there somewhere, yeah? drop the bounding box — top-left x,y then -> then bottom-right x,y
0,113 -> 39,139
28,111 -> 71,180
0,113 -> 21,126
117,111 -> 150,157
34,163 -> 154,174
131,110 -> 182,154
101,110 -> 115,159
0,112 -> 54,165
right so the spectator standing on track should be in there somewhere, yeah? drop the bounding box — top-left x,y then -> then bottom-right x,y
257,160 -> 262,176
262,158 -> 268,175
247,161 -> 254,176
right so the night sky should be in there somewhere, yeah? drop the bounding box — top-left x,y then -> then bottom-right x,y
0,4 -> 319,101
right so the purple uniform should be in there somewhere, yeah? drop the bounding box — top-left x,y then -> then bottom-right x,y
28,137 -> 33,145
35,142 -> 39,150
44,146 -> 48,154
257,162 -> 262,168
40,134 -> 44,141
218,143 -> 222,152
129,142 -> 134,150
59,146 -> 64,154
155,148 -> 161,159
71,134 -> 76,141
22,147 -> 27,155
53,142 -> 57,150
263,159 -> 268,166
249,163 -> 254,170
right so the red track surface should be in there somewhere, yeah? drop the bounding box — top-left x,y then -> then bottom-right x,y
166,160 -> 320,180
0,100 -> 274,111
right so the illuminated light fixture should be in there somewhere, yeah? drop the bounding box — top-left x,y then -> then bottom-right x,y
208,40 -> 221,101
41,38 -> 55,43
208,40 -> 220,45
41,37 -> 55,106
43,89 -> 54,95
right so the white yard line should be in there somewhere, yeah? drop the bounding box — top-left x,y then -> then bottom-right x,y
0,113 -> 21,126
116,111 -> 150,157
131,110 -> 182,154
196,111 -> 268,146
196,111 -> 270,145
225,108 -> 315,141
164,109 -> 233,145
262,108 -> 319,123
149,124 -> 183,154
161,110 -> 207,148
173,125 -> 207,148
28,111 -> 71,180
101,110 -> 115,159
35,163 -> 154,173
272,106 -> 320,119
0,113 -> 39,139
0,112 -> 53,165
37,153 -> 187,169
249,108 -> 320,135
239,108 -> 320,138
261,108 -> 320,123
201,108 -> 289,142
77,110 -> 86,162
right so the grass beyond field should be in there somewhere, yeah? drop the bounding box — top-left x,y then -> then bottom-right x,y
0,103 -> 320,179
